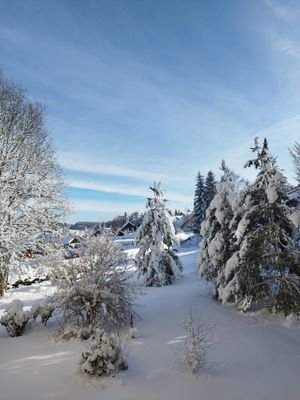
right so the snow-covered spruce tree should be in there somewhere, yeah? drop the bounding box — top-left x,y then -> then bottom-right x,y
135,182 -> 182,287
80,329 -> 128,376
222,138 -> 300,315
0,72 -> 68,296
52,235 -> 135,339
193,171 -> 206,234
204,170 -> 217,210
198,161 -> 239,299
217,188 -> 249,304
289,141 -> 300,185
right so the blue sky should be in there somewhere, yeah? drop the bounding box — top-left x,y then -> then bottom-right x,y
0,0 -> 300,222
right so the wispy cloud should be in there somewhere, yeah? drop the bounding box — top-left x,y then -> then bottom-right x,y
68,179 -> 193,204
2,0 -> 300,222
274,36 -> 300,59
71,199 -> 144,214
264,0 -> 300,23
60,152 -> 192,184
252,114 -> 300,141
212,115 -> 300,183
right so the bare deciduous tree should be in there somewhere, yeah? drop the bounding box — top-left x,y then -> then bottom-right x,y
0,71 -> 68,295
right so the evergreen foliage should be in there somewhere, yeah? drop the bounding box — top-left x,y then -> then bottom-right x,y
193,172 -> 206,233
199,161 -> 239,299
135,182 -> 182,287
222,138 -> 300,315
204,171 -> 217,210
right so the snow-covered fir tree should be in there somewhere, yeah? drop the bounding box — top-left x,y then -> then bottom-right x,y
198,161 -> 239,299
193,172 -> 206,234
221,138 -> 300,315
135,182 -> 182,287
204,170 -> 217,210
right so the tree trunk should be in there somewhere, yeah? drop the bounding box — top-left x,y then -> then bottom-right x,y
0,255 -> 10,296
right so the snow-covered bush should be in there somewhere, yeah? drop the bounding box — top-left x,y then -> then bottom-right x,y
135,182 -> 182,287
80,329 -> 128,376
0,299 -> 31,337
52,235 -> 135,339
31,301 -> 55,326
180,309 -> 217,376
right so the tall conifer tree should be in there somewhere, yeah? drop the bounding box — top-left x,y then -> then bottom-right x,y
222,138 -> 300,315
193,172 -> 206,233
199,161 -> 239,299
135,182 -> 182,287
204,171 -> 217,209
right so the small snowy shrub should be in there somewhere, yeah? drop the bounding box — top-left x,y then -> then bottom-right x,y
31,301 -> 55,326
80,329 -> 128,376
52,235 -> 135,339
180,310 -> 217,375
0,299 -> 31,337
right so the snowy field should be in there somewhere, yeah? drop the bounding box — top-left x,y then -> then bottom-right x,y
0,239 -> 299,400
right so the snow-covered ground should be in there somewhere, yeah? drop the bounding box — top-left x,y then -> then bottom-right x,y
0,240 -> 299,400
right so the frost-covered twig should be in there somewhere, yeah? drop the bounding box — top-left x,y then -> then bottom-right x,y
179,309 -> 217,375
